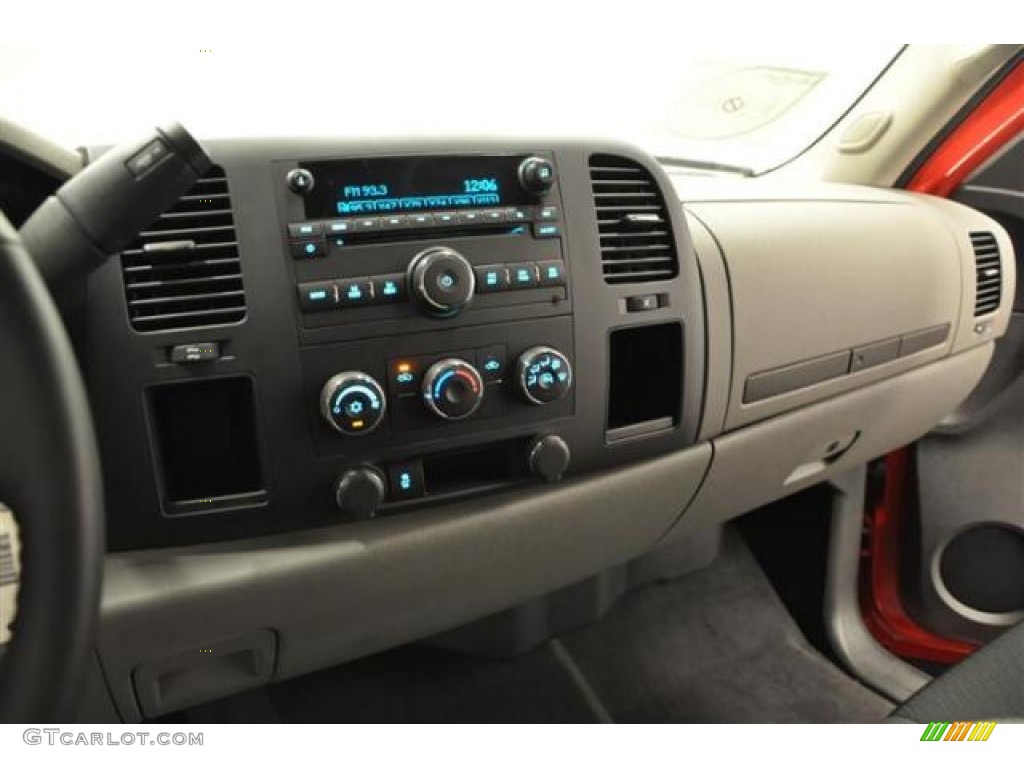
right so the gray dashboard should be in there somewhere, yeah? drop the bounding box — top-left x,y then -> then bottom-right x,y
69,137 -> 1015,721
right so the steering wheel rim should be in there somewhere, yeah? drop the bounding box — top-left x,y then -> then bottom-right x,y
0,211 -> 104,722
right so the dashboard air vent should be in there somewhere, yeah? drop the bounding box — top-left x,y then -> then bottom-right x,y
970,231 -> 1001,317
120,165 -> 246,332
589,154 -> 678,284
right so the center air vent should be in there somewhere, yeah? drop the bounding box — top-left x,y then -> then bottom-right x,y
589,154 -> 679,284
120,165 -> 246,332
970,231 -> 1001,317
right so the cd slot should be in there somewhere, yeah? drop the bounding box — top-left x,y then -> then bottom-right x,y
332,222 -> 528,245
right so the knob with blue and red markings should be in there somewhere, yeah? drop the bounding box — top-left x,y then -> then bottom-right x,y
516,346 -> 573,405
421,358 -> 484,421
320,372 -> 387,436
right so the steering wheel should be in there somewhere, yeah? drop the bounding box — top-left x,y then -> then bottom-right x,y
0,211 -> 104,722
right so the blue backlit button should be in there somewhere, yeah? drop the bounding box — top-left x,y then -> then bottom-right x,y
536,260 -> 566,287
326,219 -> 355,236
510,263 -> 539,289
483,209 -> 506,223
353,217 -> 380,232
533,222 -> 562,239
381,215 -> 408,230
337,278 -> 374,306
371,273 -> 407,304
288,222 -> 324,238
407,213 -> 436,229
433,211 -> 457,227
290,239 -> 326,259
457,210 -> 482,225
507,208 -> 529,222
473,264 -> 510,293
387,460 -> 425,501
387,357 -> 424,396
476,344 -> 507,384
297,281 -> 337,312
538,206 -> 561,221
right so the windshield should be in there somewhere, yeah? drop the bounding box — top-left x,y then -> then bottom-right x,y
0,40 -> 901,175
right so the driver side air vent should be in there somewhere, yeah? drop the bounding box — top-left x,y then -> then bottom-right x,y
589,154 -> 678,284
120,165 -> 246,332
970,231 -> 1001,317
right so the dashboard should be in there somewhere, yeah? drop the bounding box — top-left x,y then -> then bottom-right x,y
24,134 -> 1015,721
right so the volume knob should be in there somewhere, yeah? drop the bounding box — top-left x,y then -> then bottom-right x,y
407,247 -> 476,317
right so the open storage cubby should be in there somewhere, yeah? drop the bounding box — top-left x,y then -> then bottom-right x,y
146,376 -> 267,515
606,322 -> 683,442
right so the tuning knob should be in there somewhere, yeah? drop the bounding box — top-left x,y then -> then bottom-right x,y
407,246 -> 476,317
527,435 -> 571,482
421,358 -> 484,421
518,156 -> 556,194
320,372 -> 387,436
516,346 -> 573,405
334,466 -> 386,519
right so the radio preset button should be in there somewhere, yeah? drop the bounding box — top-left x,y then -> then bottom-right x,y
326,220 -> 354,235
381,215 -> 408,230
353,217 -> 380,232
457,210 -> 482,224
538,206 -> 561,221
433,212 -> 456,226
483,209 -> 506,223
288,222 -> 324,238
408,213 -> 436,228
507,208 -> 529,222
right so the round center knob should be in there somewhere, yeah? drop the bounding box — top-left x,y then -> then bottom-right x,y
407,247 -> 476,317
421,358 -> 484,420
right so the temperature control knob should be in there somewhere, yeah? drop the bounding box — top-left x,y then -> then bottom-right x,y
422,358 -> 484,421
407,247 -> 476,317
320,372 -> 387,436
518,156 -> 556,194
517,346 -> 573,405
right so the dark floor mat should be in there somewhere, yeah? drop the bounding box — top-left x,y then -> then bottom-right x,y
557,529 -> 892,723
268,528 -> 891,723
270,641 -> 600,723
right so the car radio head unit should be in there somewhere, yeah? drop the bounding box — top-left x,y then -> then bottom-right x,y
300,154 -> 545,219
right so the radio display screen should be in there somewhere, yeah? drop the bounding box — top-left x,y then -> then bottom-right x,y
300,155 -> 537,218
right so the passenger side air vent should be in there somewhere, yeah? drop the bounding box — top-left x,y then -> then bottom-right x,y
589,154 -> 679,284
120,165 -> 246,332
970,231 -> 1001,317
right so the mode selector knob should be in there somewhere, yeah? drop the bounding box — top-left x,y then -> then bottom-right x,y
320,372 -> 387,436
422,358 -> 484,421
517,346 -> 573,405
407,247 -> 476,317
